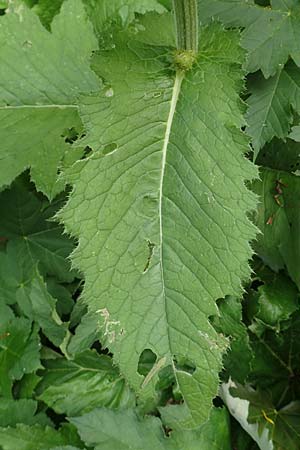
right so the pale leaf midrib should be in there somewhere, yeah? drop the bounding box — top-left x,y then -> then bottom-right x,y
158,70 -> 184,364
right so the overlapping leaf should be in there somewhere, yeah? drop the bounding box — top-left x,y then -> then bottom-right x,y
247,312 -> 300,400
246,61 -> 300,155
211,296 -> 253,383
0,316 -> 41,396
82,0 -> 166,38
248,270 -> 298,335
0,0 -> 99,199
229,384 -> 300,450
256,137 -> 300,173
37,350 -> 135,415
199,0 -> 300,78
70,406 -> 231,450
0,177 -> 75,350
0,424 -> 75,450
29,0 -> 166,35
60,23 -> 257,427
0,176 -> 75,283
0,398 -> 50,427
252,168 -> 300,289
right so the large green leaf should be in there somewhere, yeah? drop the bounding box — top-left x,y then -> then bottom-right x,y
199,0 -> 300,78
70,408 -> 169,450
37,350 -> 135,415
70,406 -> 231,450
0,0 -> 99,199
60,23 -> 257,427
252,168 -> 300,289
246,62 -> 300,155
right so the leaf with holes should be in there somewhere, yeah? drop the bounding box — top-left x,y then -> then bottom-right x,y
59,23 -> 257,427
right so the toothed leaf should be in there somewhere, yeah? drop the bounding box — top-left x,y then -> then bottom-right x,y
60,24 -> 257,427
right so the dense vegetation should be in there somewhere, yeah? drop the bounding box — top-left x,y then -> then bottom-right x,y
0,0 -> 299,449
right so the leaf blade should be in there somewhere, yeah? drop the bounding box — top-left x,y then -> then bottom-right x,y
60,25 -> 257,427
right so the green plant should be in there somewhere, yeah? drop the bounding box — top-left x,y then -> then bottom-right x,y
0,0 -> 299,449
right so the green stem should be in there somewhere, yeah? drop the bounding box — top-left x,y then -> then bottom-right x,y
172,0 -> 198,53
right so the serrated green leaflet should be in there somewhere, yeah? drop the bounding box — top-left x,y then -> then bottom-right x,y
0,0 -> 99,199
246,61 -> 300,156
60,23 -> 257,427
198,0 -> 300,78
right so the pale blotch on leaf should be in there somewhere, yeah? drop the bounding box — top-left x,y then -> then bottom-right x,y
105,87 -> 114,98
96,307 -> 122,343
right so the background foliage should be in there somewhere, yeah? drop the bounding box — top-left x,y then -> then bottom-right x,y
0,0 -> 299,449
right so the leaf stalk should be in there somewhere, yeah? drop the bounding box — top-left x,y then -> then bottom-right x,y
172,0 -> 198,53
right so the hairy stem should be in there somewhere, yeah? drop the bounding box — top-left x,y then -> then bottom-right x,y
172,0 -> 198,53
